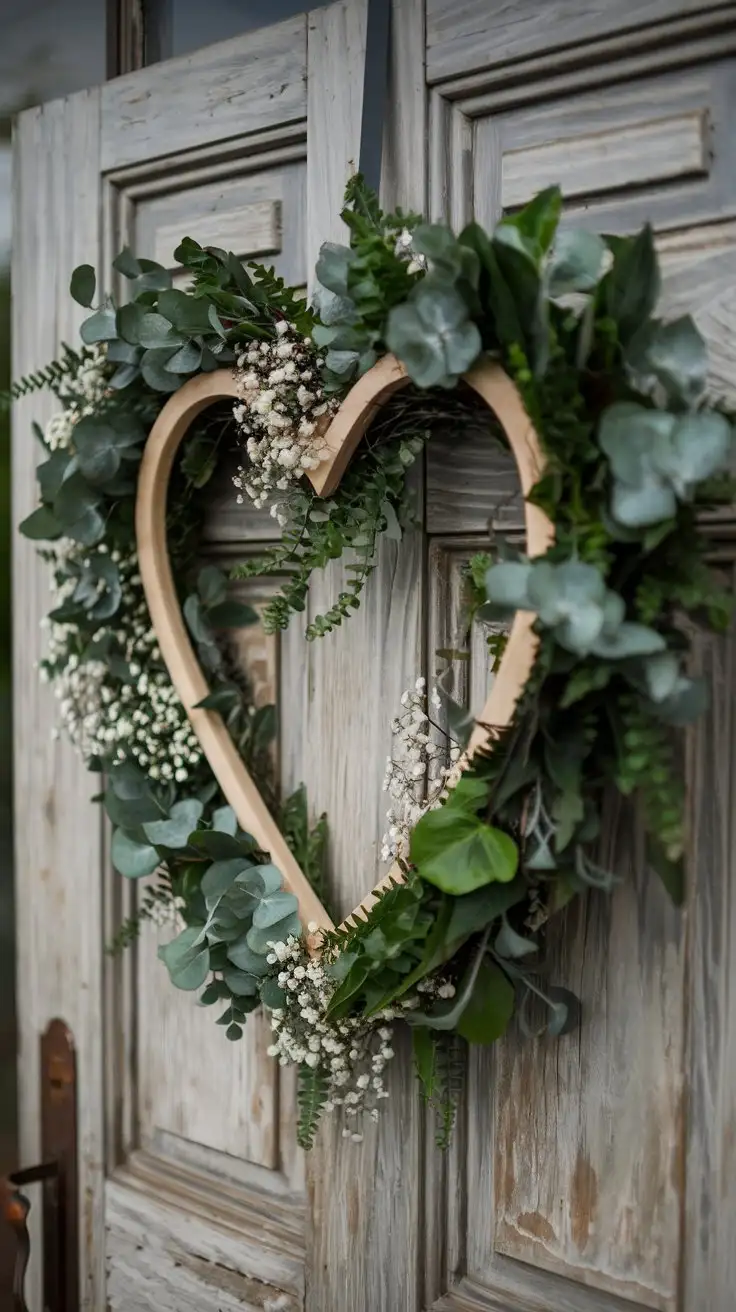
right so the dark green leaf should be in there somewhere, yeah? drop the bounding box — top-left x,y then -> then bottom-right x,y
80,306 -> 118,345
208,600 -> 259,628
70,264 -> 96,308
410,807 -> 518,895
456,957 -> 514,1044
113,247 -> 142,278
19,505 -> 64,541
111,828 -> 160,879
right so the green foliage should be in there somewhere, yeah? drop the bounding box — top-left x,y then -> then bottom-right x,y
410,777 -> 519,895
297,1064 -> 330,1150
1,343 -> 85,412
413,1030 -> 467,1149
16,177 -> 735,1152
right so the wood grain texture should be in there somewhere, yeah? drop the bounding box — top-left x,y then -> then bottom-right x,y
683,584 -> 736,1312
12,91 -> 106,1310
305,0 -> 368,287
301,6 -> 429,1308
426,545 -> 686,1311
502,109 -> 709,208
106,1154 -> 305,1311
101,16 -> 307,172
472,62 -> 735,239
152,200 -> 282,270
425,0 -> 729,84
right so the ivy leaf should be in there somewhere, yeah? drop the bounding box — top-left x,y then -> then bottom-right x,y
111,828 -> 160,879
456,958 -> 514,1044
444,877 -> 527,953
158,925 -> 210,991
602,226 -> 660,344
143,798 -> 204,848
183,594 -> 212,643
411,808 -> 518,894
496,186 -> 562,265
194,685 -> 241,714
70,264 -> 96,308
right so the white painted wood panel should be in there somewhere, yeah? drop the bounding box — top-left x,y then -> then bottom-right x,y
426,0 -> 730,83
152,201 -> 282,269
472,63 -> 734,236
12,90 -> 106,1309
101,16 -> 307,171
502,110 -> 709,208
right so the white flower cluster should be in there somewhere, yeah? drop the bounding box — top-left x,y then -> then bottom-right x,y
147,893 -> 186,930
394,227 -> 428,278
381,677 -> 461,863
265,932 -> 399,1141
45,346 -> 110,451
42,544 -> 201,781
232,322 -> 337,516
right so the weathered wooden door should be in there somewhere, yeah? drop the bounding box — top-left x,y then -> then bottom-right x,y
12,2 -> 736,1309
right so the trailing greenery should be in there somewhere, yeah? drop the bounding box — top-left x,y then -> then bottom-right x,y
15,176 -> 734,1150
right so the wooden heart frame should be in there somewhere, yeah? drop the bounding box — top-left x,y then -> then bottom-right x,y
135,354 -> 554,940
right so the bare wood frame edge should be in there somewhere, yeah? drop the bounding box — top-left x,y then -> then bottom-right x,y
135,357 -> 554,938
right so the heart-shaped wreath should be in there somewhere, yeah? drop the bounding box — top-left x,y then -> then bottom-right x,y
15,178 -> 735,1148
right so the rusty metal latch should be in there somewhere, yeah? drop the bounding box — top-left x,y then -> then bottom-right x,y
1,1019 -> 79,1312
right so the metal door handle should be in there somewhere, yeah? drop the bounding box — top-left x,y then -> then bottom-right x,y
1,1021 -> 78,1312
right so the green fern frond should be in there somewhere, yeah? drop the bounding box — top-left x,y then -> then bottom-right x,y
0,344 -> 84,412
321,871 -> 419,954
296,1063 -> 330,1149
434,1032 -> 466,1150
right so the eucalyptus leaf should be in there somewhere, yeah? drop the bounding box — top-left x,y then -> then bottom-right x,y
628,315 -> 707,405
386,281 -> 481,388
143,798 -> 204,848
140,348 -> 185,393
227,936 -> 271,975
80,306 -> 117,345
111,828 -> 160,879
70,264 -> 96,308
548,228 -> 606,296
112,247 -> 142,278
222,966 -> 260,996
246,913 -> 301,955
158,925 -> 210,991
19,505 -> 64,541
